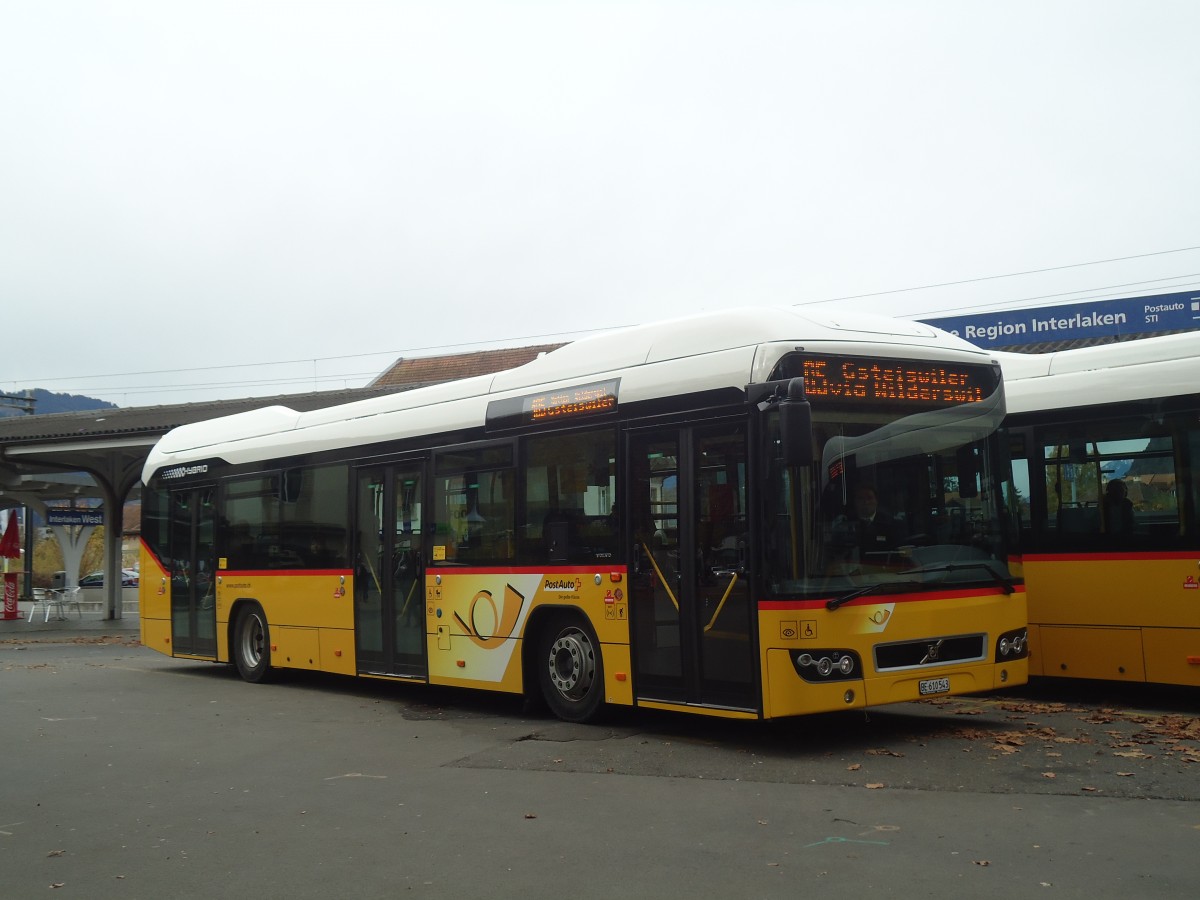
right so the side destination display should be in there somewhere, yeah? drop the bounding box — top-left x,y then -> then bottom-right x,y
486,379 -> 620,431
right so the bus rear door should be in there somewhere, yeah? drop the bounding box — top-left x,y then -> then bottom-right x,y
168,486 -> 218,658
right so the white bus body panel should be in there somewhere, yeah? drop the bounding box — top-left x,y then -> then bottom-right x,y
144,306 -> 995,480
997,331 -> 1200,416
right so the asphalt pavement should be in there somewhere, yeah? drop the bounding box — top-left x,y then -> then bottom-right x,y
2,618 -> 1198,899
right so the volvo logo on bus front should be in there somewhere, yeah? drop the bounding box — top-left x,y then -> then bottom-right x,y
922,639 -> 944,664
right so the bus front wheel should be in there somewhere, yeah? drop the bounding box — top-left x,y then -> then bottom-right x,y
538,614 -> 604,723
233,604 -> 273,683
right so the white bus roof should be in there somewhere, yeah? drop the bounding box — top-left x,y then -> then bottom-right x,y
144,305 -> 994,480
996,330 -> 1200,416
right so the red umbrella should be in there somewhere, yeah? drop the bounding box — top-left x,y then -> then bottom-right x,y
1,509 -> 18,620
0,509 -> 19,559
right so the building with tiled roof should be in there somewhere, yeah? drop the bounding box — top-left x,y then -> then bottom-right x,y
370,344 -> 565,388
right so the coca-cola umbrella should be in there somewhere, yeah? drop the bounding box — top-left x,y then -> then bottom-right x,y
0,509 -> 18,561
1,509 -> 18,620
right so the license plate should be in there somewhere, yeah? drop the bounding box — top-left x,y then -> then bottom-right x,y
919,676 -> 950,696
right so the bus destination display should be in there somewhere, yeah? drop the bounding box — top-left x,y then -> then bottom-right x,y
486,379 -> 620,431
795,354 -> 995,406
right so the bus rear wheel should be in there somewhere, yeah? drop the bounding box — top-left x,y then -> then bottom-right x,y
233,604 -> 272,683
538,614 -> 604,723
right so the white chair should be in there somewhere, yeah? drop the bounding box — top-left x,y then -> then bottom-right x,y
27,587 -> 82,623
25,588 -> 48,623
57,586 -> 83,619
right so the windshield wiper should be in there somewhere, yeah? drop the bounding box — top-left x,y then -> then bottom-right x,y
826,562 -> 1016,611
895,562 -> 1017,594
826,580 -> 923,611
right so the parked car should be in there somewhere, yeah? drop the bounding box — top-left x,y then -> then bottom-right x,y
78,569 -> 139,588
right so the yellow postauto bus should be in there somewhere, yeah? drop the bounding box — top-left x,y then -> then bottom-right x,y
998,331 -> 1200,687
140,307 -> 1027,722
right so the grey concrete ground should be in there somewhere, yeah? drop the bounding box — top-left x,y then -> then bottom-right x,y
2,620 -> 1198,899
1,596 -> 137,638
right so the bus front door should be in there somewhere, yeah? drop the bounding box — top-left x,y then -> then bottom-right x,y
168,487 -> 218,658
355,464 -> 427,678
628,423 -> 756,712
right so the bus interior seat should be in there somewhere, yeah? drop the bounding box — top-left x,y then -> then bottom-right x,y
1057,506 -> 1100,534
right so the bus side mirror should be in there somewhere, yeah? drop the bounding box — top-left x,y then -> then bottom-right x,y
780,377 -> 814,467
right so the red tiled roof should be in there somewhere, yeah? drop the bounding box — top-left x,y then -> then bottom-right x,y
372,344 -> 565,388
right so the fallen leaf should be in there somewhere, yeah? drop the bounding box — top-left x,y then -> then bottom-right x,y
847,763 -> 862,771
523,813 -> 537,819
865,783 -> 885,789
974,860 -> 990,867
1041,772 -> 1057,779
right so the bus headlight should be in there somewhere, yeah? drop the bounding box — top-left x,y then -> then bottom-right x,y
792,649 -> 861,682
995,628 -> 1029,662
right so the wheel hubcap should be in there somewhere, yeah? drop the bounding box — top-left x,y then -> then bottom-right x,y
242,616 -> 263,666
548,629 -> 595,699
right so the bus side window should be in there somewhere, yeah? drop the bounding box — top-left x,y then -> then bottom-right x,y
1186,427 -> 1200,540
522,429 -> 616,565
1006,432 -> 1029,538
433,444 -> 516,566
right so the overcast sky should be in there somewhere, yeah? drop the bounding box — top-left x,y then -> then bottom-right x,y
3,1 -> 1198,408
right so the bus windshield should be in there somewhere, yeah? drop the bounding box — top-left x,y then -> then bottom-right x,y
762,398 -> 1015,599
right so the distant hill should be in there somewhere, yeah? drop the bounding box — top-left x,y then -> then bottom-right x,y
0,389 -> 118,417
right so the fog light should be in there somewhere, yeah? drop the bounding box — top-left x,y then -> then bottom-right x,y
843,689 -> 855,704
791,648 -> 861,682
995,628 -> 1030,663
1000,668 -> 1009,683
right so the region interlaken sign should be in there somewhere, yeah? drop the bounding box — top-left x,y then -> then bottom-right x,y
918,289 -> 1200,349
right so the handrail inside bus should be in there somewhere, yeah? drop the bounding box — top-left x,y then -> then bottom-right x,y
639,541 -> 680,612
704,573 -> 739,633
399,578 -> 419,620
359,552 -> 382,596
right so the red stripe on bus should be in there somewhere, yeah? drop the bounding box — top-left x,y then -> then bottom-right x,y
1021,551 -> 1199,562
222,569 -> 353,578
426,566 -> 627,577
758,585 -> 1022,610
